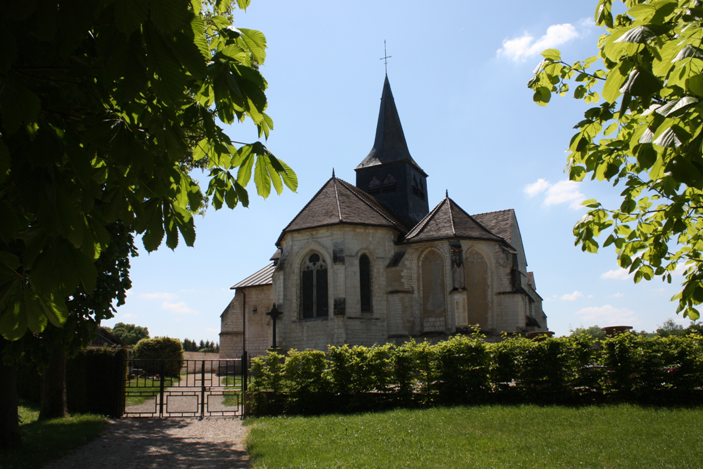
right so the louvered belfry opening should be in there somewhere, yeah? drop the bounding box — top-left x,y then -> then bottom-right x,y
301,253 -> 329,318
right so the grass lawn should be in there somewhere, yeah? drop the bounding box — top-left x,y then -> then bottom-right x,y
246,405 -> 703,468
125,376 -> 179,406
0,400 -> 106,469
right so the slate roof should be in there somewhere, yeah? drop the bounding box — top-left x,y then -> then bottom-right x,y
277,176 -> 407,244
231,263 -> 275,289
355,76 -> 427,176
471,209 -> 515,245
403,197 -> 505,244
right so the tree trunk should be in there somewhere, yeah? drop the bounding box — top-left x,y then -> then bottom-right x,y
0,358 -> 21,447
39,346 -> 68,420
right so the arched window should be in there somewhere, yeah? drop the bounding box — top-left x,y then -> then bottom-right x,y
359,254 -> 372,313
301,253 -> 329,318
465,252 -> 489,327
421,250 -> 446,320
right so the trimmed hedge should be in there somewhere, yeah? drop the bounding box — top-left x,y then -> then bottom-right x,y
248,333 -> 703,415
132,337 -> 184,377
17,347 -> 128,418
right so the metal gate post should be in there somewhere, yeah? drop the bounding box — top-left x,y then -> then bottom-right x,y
159,361 -> 165,417
242,351 -> 248,393
200,360 -> 205,417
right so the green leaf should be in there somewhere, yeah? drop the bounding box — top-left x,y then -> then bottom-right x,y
602,69 -> 627,103
686,74 -> 703,96
533,87 -> 551,106
614,26 -> 657,44
38,293 -> 68,328
149,0 -> 191,33
541,49 -> 561,61
239,28 -> 267,64
0,78 -> 41,135
114,0 -> 148,35
254,155 -> 271,198
619,69 -> 661,97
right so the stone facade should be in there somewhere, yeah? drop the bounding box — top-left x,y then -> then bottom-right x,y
220,77 -> 547,359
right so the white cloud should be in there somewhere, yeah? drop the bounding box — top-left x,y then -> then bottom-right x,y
587,294 -> 594,299
121,313 -> 138,319
561,291 -> 584,301
205,328 -> 218,333
525,179 -> 550,197
674,263 -> 693,276
524,179 -> 585,210
140,292 -> 178,301
601,268 -> 632,280
162,301 -> 199,314
498,23 -> 579,62
544,180 -> 585,209
575,304 -> 639,325
609,292 -> 624,298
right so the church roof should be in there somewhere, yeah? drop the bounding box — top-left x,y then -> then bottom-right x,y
278,176 -> 407,244
231,263 -> 275,289
355,76 -> 427,177
471,209 -> 516,245
403,196 -> 505,244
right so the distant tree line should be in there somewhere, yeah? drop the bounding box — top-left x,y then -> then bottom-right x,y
104,323 -> 149,346
182,339 -> 219,353
571,320 -> 702,339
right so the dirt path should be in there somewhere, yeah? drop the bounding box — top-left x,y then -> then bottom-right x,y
43,418 -> 250,469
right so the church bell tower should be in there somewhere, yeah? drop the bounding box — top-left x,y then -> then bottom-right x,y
355,76 -> 429,229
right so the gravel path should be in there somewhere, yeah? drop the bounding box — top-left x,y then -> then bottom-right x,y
43,418 -> 251,469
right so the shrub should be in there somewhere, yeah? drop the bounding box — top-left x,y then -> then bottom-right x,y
245,333 -> 703,416
132,337 -> 184,377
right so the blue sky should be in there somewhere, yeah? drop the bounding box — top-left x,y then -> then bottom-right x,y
103,0 -> 695,342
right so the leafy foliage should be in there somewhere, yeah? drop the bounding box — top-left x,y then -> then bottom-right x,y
0,0 -> 297,342
106,322 -> 149,346
529,0 -> 703,320
248,333 -> 703,415
132,337 -> 184,377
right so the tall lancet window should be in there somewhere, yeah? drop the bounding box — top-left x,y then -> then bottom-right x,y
359,254 -> 372,313
301,253 -> 329,318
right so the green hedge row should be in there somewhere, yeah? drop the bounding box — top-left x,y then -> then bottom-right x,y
247,333 -> 703,415
17,347 -> 128,418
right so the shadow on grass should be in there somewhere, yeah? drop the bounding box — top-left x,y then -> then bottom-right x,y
1,402 -> 106,469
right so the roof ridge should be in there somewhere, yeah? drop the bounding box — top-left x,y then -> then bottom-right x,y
332,177 -> 342,222
447,197 -> 456,236
451,201 -> 506,242
278,178 -> 335,237
405,198 -> 446,240
336,178 -> 403,230
472,208 -> 515,217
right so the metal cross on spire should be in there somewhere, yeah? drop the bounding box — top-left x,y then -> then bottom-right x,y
380,40 -> 392,75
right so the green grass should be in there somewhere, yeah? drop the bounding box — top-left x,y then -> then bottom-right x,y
0,400 -> 106,469
246,405 -> 703,468
220,376 -> 243,407
125,376 -> 179,406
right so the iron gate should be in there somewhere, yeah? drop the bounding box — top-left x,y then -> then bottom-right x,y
123,357 -> 248,417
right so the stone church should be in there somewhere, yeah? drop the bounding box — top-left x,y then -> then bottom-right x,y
220,76 -> 547,359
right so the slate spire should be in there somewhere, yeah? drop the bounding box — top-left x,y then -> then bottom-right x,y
355,76 -> 425,174
355,76 -> 430,229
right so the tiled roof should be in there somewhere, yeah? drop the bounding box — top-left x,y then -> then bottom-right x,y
403,197 -> 504,244
355,76 -> 427,176
231,263 -> 275,289
277,177 -> 407,243
471,209 -> 515,245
